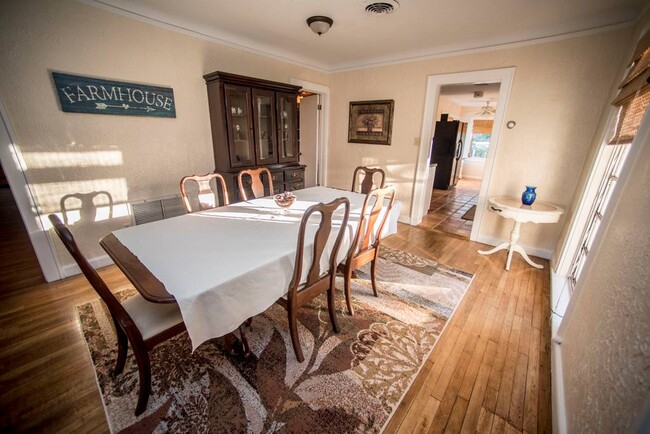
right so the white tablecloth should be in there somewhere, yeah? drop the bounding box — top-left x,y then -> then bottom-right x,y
113,186 -> 401,350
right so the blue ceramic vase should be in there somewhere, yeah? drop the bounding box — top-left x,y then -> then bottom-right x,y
521,186 -> 537,205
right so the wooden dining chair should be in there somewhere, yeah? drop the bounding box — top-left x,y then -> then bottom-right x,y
48,214 -> 186,416
342,185 -> 396,315
351,166 -> 386,194
275,197 -> 350,362
180,173 -> 229,213
237,167 -> 274,201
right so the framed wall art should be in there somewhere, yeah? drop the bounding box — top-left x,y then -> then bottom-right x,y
348,99 -> 394,145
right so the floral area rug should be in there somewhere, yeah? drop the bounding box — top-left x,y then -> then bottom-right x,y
78,246 -> 473,433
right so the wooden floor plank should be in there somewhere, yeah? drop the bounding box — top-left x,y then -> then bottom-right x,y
443,396 -> 469,433
508,352 -> 529,430
523,326 -> 541,434
476,407 -> 495,434
460,339 -> 498,433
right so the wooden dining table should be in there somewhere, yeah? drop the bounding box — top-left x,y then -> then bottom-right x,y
100,186 -> 401,352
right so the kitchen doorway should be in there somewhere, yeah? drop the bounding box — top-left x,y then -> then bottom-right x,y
423,83 -> 501,238
410,67 -> 514,244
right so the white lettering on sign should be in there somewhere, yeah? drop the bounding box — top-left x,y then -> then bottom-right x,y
59,84 -> 174,111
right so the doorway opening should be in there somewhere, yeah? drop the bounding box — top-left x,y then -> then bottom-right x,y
423,83 -> 500,238
298,90 -> 319,188
410,67 -> 514,244
291,78 -> 329,187
0,161 -> 45,291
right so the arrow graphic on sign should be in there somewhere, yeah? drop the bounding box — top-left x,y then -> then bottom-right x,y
95,103 -> 156,112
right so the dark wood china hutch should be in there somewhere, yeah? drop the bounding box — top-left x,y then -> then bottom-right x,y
203,71 -> 304,201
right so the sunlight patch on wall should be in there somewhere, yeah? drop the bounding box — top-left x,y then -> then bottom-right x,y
44,203 -> 131,227
22,150 -> 123,168
32,178 -> 129,213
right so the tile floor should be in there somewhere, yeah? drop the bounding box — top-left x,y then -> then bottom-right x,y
419,178 -> 481,238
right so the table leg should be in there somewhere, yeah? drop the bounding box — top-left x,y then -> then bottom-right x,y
511,244 -> 544,269
477,242 -> 510,256
223,323 -> 252,358
505,221 -> 521,271
478,221 -> 543,271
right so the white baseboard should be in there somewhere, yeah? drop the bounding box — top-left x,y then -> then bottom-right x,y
61,254 -> 114,278
398,215 -> 412,225
552,339 -> 568,433
475,234 -> 553,260
459,174 -> 483,180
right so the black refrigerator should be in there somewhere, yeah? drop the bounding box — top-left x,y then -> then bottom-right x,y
430,115 -> 467,190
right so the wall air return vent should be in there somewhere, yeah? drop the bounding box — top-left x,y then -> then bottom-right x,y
364,0 -> 400,15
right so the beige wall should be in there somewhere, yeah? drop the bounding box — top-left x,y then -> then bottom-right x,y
0,0 -> 328,269
328,28 -> 631,254
560,125 -> 649,433
435,96 -> 462,121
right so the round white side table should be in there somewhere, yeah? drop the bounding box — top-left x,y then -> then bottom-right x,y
477,196 -> 564,271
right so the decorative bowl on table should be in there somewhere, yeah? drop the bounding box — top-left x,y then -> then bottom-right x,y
274,191 -> 296,209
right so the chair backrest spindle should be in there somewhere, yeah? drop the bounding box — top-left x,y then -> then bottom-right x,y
237,167 -> 274,201
351,166 -> 386,194
180,173 -> 229,213
288,198 -> 350,296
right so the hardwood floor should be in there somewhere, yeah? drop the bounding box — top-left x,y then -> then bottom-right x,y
0,223 -> 551,432
384,224 -> 551,433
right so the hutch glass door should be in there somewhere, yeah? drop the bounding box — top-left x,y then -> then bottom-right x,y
277,92 -> 298,163
253,89 -> 277,165
224,84 -> 254,167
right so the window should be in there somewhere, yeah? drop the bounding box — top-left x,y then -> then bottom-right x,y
468,119 -> 493,159
566,143 -> 630,290
469,133 -> 490,158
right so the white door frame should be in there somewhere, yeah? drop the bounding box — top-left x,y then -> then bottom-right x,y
410,67 -> 515,245
0,100 -> 61,282
290,78 -> 329,186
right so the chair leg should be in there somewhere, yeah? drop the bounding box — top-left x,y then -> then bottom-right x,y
327,287 -> 340,333
114,323 -> 128,375
287,306 -> 304,363
370,256 -> 379,297
238,325 -> 251,358
132,345 -> 152,416
344,263 -> 355,316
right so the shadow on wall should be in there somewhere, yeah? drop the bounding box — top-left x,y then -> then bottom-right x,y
15,146 -> 134,261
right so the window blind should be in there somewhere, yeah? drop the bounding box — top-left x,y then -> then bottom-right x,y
609,31 -> 650,145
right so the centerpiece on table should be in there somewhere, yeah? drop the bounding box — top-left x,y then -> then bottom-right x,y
274,191 -> 296,210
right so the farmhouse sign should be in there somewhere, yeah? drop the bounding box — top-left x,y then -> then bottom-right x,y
52,72 -> 176,118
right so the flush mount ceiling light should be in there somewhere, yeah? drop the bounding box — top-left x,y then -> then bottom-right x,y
306,16 -> 334,36
363,0 -> 400,15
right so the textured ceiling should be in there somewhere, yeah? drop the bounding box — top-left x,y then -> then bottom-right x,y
87,0 -> 647,71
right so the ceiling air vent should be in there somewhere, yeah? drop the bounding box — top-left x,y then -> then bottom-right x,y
364,0 -> 400,15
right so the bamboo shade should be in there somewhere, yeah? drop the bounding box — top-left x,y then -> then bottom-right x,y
609,31 -> 650,145
472,120 -> 493,134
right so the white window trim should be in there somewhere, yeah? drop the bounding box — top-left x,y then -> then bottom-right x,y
552,112 -> 618,277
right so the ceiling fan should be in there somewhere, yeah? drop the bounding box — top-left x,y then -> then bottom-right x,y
475,101 -> 496,116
